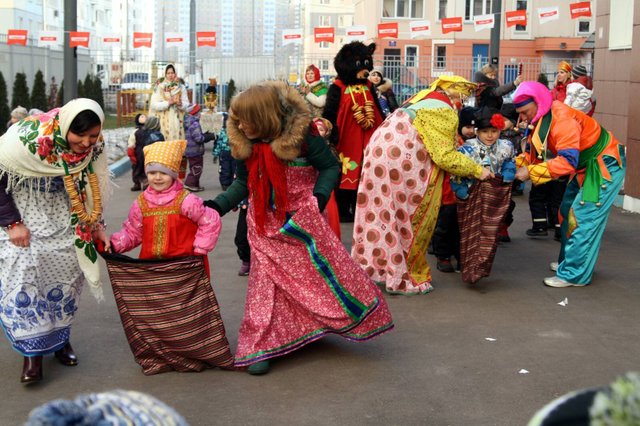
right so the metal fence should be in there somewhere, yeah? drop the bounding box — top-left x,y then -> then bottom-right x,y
0,37 -> 593,121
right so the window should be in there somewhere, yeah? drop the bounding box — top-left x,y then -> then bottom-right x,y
320,0 -> 330,4
319,59 -> 330,71
465,0 -> 492,20
319,15 -> 331,26
515,0 -> 527,31
438,0 -> 448,20
405,46 -> 418,67
577,21 -> 590,35
319,41 -> 329,49
609,0 -> 633,49
382,0 -> 424,18
435,45 -> 446,68
338,15 -> 353,28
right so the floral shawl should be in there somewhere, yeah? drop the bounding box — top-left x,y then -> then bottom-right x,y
0,98 -> 109,300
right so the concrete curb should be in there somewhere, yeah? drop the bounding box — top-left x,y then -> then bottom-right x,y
109,156 -> 131,178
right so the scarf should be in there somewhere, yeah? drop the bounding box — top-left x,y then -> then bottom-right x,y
246,141 -> 289,234
0,98 -> 109,301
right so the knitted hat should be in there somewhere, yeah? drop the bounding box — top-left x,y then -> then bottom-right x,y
572,64 -> 588,79
144,139 -> 187,179
458,106 -> 477,134
370,66 -> 384,78
25,390 -> 188,426
558,61 -> 572,73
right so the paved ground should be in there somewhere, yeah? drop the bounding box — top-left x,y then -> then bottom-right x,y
2,162 -> 639,426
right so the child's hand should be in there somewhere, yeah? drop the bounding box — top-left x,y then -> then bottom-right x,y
478,168 -> 495,181
93,228 -> 112,253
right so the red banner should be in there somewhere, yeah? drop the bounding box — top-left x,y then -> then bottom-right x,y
377,22 -> 398,39
314,27 -> 335,43
69,31 -> 90,48
133,32 -> 152,48
441,17 -> 462,34
196,31 -> 216,47
570,2 -> 592,19
505,10 -> 527,28
7,29 -> 28,46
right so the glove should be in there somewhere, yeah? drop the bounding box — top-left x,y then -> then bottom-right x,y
204,199 -> 224,216
314,193 -> 327,212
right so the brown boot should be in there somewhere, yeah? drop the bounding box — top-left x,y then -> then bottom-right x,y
54,342 -> 78,366
21,356 -> 43,384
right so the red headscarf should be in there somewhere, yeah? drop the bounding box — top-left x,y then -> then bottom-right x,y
305,65 -> 321,84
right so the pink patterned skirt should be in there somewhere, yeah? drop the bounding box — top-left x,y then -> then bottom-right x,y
235,163 -> 394,367
351,110 -> 440,295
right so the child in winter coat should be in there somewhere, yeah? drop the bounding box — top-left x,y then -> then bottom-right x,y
184,103 -> 216,192
106,139 -> 234,375
128,113 -> 146,191
564,65 -> 595,116
451,107 -> 515,284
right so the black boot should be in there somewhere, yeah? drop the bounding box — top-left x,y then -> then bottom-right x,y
21,356 -> 43,384
55,342 -> 78,366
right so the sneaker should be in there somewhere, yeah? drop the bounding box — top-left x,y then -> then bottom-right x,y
247,360 -> 270,375
436,258 -> 455,273
550,262 -> 559,272
526,228 -> 548,237
543,276 -> 581,288
238,261 -> 250,276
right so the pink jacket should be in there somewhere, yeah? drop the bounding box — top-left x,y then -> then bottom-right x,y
111,180 -> 221,255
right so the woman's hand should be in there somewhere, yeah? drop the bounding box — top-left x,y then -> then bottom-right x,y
514,74 -> 523,86
515,167 -> 530,182
8,223 -> 30,248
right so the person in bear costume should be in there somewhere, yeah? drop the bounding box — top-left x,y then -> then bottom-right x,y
323,41 -> 384,222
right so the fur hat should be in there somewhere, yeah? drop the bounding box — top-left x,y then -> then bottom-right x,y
572,64 -> 588,79
474,106 -> 505,131
558,61 -> 572,73
144,139 -> 187,179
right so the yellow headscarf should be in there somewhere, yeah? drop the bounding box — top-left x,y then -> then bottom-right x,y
405,75 -> 477,105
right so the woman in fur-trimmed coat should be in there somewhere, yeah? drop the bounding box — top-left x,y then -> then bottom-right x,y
204,81 -> 394,375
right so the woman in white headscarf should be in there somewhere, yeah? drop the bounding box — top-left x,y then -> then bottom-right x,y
150,64 -> 190,141
0,98 -> 110,384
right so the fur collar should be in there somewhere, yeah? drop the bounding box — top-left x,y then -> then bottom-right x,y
227,81 -> 311,161
377,78 -> 393,93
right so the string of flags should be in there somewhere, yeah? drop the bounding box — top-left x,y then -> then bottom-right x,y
5,2 -> 591,48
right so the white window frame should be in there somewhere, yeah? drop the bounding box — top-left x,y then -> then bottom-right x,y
319,41 -> 330,49
609,0 -> 633,50
319,15 -> 331,26
382,0 -> 424,19
320,0 -> 330,4
319,59 -> 330,71
512,0 -> 530,36
405,45 -> 419,67
464,0 -> 492,22
338,15 -> 353,28
576,20 -> 591,36
437,0 -> 448,21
